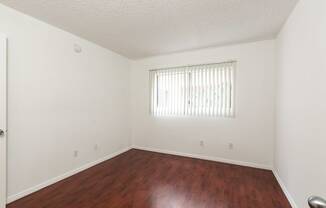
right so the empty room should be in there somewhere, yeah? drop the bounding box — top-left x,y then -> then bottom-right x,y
0,0 -> 325,207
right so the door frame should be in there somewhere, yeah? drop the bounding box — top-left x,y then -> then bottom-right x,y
0,33 -> 8,208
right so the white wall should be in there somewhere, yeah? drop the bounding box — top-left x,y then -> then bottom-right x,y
130,40 -> 276,169
0,4 -> 131,200
275,0 -> 326,207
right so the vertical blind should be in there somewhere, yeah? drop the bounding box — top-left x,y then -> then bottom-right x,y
150,61 -> 235,117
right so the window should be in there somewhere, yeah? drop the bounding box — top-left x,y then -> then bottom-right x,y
150,61 -> 235,117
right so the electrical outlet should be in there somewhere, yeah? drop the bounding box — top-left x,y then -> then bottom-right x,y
228,143 -> 234,150
200,140 -> 204,147
73,150 -> 79,157
94,144 -> 98,151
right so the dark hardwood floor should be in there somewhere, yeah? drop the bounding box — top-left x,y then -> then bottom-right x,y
8,149 -> 291,208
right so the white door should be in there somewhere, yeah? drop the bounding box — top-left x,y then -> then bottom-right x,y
0,34 -> 7,208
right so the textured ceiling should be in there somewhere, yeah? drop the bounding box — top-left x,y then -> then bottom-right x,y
0,0 -> 298,59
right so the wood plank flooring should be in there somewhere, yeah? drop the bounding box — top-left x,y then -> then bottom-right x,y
7,149 -> 291,208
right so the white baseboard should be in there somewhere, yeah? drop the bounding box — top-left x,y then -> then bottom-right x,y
132,145 -> 272,170
272,169 -> 298,208
7,146 -> 132,204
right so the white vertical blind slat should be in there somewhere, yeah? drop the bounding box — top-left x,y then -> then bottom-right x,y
168,69 -> 172,115
162,71 -> 166,116
167,71 -> 169,115
228,64 -> 232,116
225,65 -> 230,117
222,66 -> 226,116
230,64 -> 235,117
196,67 -> 199,116
173,69 -> 176,115
199,67 -> 203,116
193,67 -> 196,116
189,67 -> 193,116
214,67 -> 218,116
211,66 -> 214,116
179,69 -> 183,115
184,69 -> 187,115
205,68 -> 208,115
152,72 -> 155,116
206,67 -> 209,115
218,68 -> 222,116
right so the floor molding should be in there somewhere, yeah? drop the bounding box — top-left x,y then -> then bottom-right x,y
7,146 -> 132,204
272,169 -> 298,208
132,145 -> 272,170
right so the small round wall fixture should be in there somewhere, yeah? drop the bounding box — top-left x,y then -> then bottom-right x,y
73,44 -> 82,53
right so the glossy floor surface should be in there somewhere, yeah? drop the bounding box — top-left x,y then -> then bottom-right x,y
8,149 -> 291,208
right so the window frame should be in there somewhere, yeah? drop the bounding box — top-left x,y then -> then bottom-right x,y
149,61 -> 236,118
